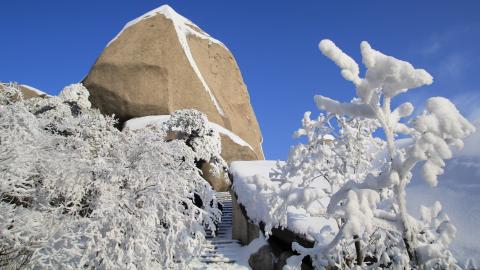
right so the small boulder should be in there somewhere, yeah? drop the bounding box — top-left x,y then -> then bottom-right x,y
249,244 -> 274,270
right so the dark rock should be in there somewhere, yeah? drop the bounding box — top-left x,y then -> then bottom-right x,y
249,244 -> 274,270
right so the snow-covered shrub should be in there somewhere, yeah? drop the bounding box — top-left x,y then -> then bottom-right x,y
0,84 -> 220,269
0,82 -> 24,105
164,109 -> 228,184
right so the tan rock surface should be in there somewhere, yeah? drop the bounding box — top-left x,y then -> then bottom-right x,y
19,85 -> 48,99
83,5 -> 263,160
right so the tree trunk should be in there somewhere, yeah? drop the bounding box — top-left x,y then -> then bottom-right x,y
353,235 -> 363,265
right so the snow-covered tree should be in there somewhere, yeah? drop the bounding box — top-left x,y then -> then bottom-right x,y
271,111 -> 384,193
0,83 -> 221,269
267,109 -> 386,268
234,40 -> 475,269
283,40 -> 475,269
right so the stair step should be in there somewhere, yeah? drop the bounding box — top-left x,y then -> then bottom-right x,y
188,192 -> 244,268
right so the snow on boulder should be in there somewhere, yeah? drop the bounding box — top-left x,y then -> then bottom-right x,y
83,4 -> 263,160
230,161 -> 337,242
19,84 -> 49,99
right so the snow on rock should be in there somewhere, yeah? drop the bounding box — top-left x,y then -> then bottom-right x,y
230,160 -> 280,180
19,84 -> 49,97
107,5 -> 225,116
107,5 -> 224,48
124,115 -> 253,150
230,161 -> 336,241
123,115 -> 171,130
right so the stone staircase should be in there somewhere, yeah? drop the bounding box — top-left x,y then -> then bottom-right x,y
189,192 -> 248,269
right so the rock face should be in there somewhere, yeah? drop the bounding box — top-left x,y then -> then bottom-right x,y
230,190 -> 260,245
83,5 -> 263,161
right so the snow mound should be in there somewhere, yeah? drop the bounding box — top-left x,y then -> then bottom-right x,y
124,115 -> 253,150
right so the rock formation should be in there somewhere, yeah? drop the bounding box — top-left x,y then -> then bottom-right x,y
83,5 -> 263,161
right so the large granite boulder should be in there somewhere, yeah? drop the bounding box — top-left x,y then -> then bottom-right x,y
83,5 -> 263,161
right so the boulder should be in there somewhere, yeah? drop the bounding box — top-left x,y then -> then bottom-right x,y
199,161 -> 230,192
230,190 -> 260,245
249,245 -> 275,270
83,5 -> 263,161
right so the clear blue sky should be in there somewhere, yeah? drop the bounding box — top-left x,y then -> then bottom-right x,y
1,1 -> 479,159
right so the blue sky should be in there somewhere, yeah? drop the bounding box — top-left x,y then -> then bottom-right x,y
1,1 -> 479,159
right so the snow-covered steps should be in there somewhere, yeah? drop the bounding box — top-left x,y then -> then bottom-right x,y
189,192 -> 249,269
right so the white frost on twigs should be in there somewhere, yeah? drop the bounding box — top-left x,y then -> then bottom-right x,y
58,83 -> 91,108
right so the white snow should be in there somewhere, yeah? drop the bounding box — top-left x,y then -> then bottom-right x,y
106,5 -> 225,116
19,84 -> 49,97
123,115 -> 171,130
124,115 -> 253,150
210,123 -> 253,150
230,161 -> 337,241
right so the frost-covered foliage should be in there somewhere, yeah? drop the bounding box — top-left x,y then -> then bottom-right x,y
312,39 -> 474,269
0,82 -> 24,105
272,112 -> 384,192
234,40 -> 475,269
0,84 -> 221,269
164,109 -> 229,184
